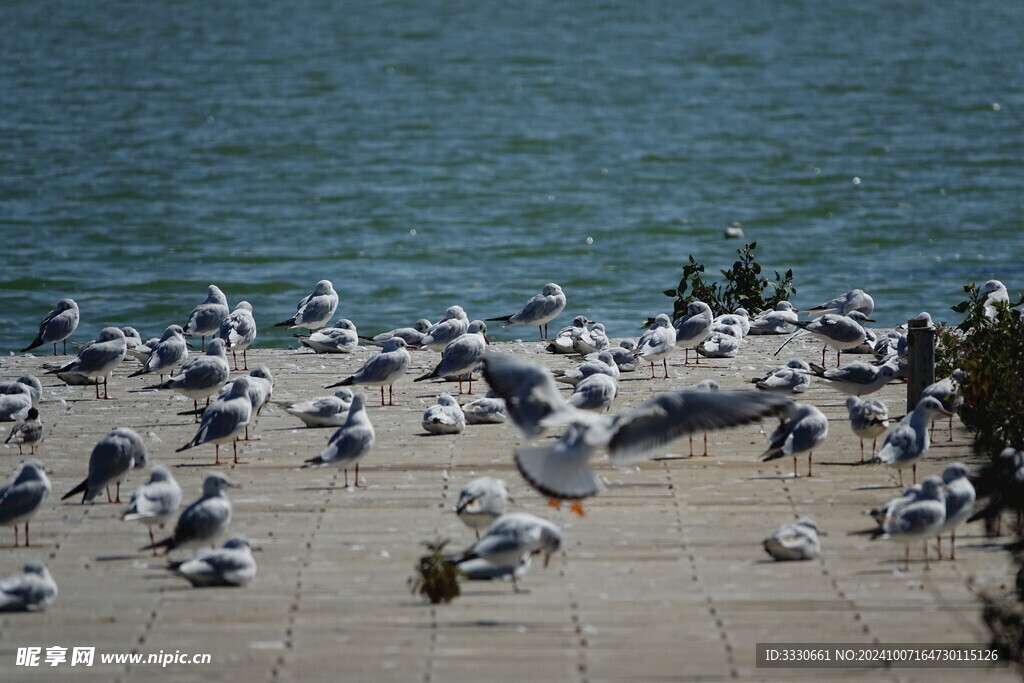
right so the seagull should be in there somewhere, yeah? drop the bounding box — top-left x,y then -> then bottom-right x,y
453,513 -> 561,592
871,475 -> 945,571
760,403 -> 829,478
966,448 -> 1024,536
168,536 -> 257,587
62,428 -> 147,504
763,519 -> 821,561
148,337 -> 231,417
873,396 -> 951,487
845,396 -> 889,462
804,288 -> 874,317
674,301 -> 714,365
0,562 -> 57,612
0,460 -> 50,547
274,279 -> 339,332
280,388 -> 354,428
462,392 -> 508,425
937,462 -> 975,561
122,464 -> 183,553
479,352 -> 583,440
127,325 -> 189,381
774,311 -> 874,368
216,301 -> 257,370
0,385 -> 34,424
805,361 -> 900,396
45,326 -> 127,399
176,376 -> 252,465
422,394 -> 466,435
573,322 -> 609,356
219,365 -> 274,440
303,393 -> 374,488
981,279 -> 1009,318
4,407 -> 42,455
414,321 -> 489,394
326,337 -> 411,407
142,472 -> 238,555
922,369 -> 966,442
714,309 -> 751,337
546,315 -> 592,354
420,306 -> 470,353
183,285 -> 230,351
359,319 -> 432,348
21,298 -> 79,355
587,339 -> 640,373
566,373 -> 618,412
0,375 -> 43,406
554,351 -> 620,387
751,359 -> 812,394
487,283 -> 566,340
633,314 -> 676,379
748,302 -> 799,335
456,477 -> 511,539
698,328 -> 742,358
296,318 -> 359,354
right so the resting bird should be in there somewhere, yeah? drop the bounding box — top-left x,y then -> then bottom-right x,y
359,318 -> 432,348
280,388 -> 354,428
168,536 -> 257,587
21,298 -> 79,355
420,306 -> 469,353
487,283 -> 566,340
296,318 -> 359,354
421,394 -> 466,435
0,562 -> 57,612
763,519 -> 821,561
804,288 -> 874,317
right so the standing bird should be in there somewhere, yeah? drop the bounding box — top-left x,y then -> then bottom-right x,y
873,396 -> 951,487
804,288 -> 874,317
148,338 -> 231,418
775,311 -> 874,368
760,403 -> 829,478
303,393 -> 374,488
45,326 -> 127,399
4,407 -> 42,455
871,476 -> 945,571
421,394 -> 466,435
763,519 -> 821,561
674,301 -> 714,365
633,314 -> 676,379
922,369 -> 966,442
219,366 -> 274,441
456,477 -> 511,539
142,472 -> 238,554
168,536 -> 258,588
275,279 -> 339,333
0,562 -> 57,612
415,321 -> 488,394
176,377 -> 252,465
420,306 -> 470,353
122,464 -> 183,553
183,285 -> 230,351
326,337 -> 411,407
0,460 -> 51,547
128,325 -> 189,381
296,318 -> 359,354
454,513 -> 562,592
21,298 -> 79,355
487,283 -> 566,341
216,301 -> 257,370
62,428 -> 148,504
938,462 -> 976,561
845,396 -> 889,462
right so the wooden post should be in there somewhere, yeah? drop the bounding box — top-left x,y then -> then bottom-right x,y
907,316 -> 935,412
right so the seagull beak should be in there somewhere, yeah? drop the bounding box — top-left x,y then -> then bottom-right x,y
864,317 -> 877,323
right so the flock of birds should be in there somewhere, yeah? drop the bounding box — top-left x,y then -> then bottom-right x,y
0,277 -> 1021,609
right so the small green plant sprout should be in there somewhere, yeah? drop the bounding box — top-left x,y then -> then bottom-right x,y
408,538 -> 462,604
657,242 -> 797,325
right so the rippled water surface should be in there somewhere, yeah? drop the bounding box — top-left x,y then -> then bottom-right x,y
1,1 -> 1021,349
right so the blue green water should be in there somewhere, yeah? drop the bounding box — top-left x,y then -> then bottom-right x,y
2,0 -> 1022,350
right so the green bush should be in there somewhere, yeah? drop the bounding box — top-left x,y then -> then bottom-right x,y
408,538 -> 462,604
659,242 -> 797,322
936,283 -> 1024,456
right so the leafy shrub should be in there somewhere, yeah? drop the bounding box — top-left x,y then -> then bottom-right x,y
936,283 -> 1024,456
660,242 -> 797,321
408,538 -> 462,604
